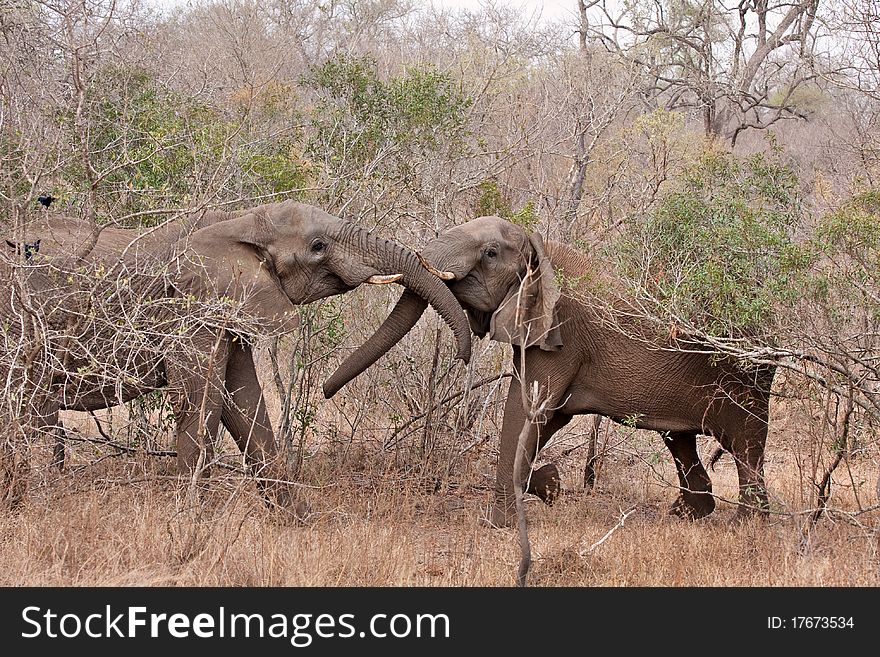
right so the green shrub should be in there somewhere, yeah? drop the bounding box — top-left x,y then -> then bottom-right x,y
475,179 -> 512,217
61,67 -> 309,225
475,180 -> 538,230
305,55 -> 472,191
814,189 -> 880,322
611,149 -> 814,338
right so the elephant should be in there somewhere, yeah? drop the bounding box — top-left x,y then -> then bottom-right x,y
1,200 -> 472,517
323,215 -> 776,527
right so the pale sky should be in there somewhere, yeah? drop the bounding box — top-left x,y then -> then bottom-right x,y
149,0 -> 579,24
433,0 -> 577,22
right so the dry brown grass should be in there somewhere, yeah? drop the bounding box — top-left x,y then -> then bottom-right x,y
2,419 -> 877,587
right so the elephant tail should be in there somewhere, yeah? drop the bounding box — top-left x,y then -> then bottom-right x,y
707,444 -> 726,471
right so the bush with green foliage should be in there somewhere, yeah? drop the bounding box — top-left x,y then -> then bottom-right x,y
814,189 -> 880,323
475,179 -> 512,217
305,55 -> 472,194
61,68 -> 309,225
611,149 -> 814,338
475,179 -> 538,230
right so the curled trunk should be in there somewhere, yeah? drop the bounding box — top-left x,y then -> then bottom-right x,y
324,289 -> 429,398
344,226 -> 469,364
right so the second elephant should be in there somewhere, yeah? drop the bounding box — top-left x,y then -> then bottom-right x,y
324,216 -> 775,527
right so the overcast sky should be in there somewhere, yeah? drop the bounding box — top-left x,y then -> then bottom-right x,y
148,0 -> 579,24
433,0 -> 577,22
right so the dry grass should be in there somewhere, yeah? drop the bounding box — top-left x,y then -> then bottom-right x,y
2,420 -> 877,587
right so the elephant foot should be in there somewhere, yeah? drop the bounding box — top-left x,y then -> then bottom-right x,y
483,463 -> 562,529
527,463 -> 562,505
669,491 -> 715,520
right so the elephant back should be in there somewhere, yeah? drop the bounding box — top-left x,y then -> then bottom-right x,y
14,209 -> 235,273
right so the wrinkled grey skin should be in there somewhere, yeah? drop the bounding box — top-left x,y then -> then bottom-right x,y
325,216 -> 775,527
2,201 -> 471,517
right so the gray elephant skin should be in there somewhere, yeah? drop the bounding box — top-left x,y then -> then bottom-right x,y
1,200 -> 472,517
324,215 -> 775,527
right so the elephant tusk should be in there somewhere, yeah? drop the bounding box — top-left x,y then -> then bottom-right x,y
428,266 -> 456,281
416,252 -> 456,280
366,273 -> 404,285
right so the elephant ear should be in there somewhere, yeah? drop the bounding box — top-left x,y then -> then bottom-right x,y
488,231 -> 562,351
174,212 -> 299,334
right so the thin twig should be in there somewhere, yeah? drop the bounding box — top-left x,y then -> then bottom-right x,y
580,507 -> 637,556
384,372 -> 513,448
62,430 -> 177,458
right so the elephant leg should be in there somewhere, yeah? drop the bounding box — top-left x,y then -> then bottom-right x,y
0,390 -> 47,509
27,396 -> 64,471
525,412 -> 572,504
489,384 -> 532,527
0,438 -> 29,510
175,393 -> 223,477
38,401 -> 64,472
221,340 -> 309,519
720,427 -> 769,519
663,431 -> 715,519
583,414 -> 602,489
489,374 -> 570,528
43,405 -> 66,472
52,424 -> 67,471
167,332 -> 230,477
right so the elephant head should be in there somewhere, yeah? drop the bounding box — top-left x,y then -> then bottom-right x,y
323,215 -> 558,397
170,200 -> 472,360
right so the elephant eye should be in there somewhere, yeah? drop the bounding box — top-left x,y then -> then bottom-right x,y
310,239 -> 327,254
484,246 -> 498,259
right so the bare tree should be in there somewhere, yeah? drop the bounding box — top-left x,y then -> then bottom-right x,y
585,0 -> 830,146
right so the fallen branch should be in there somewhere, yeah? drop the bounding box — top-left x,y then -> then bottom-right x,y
580,506 -> 637,556
63,429 -> 177,457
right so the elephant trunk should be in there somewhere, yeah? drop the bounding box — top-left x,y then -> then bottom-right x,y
327,226 -> 468,396
323,289 -> 428,399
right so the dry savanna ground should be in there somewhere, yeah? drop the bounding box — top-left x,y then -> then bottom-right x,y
1,403 -> 877,587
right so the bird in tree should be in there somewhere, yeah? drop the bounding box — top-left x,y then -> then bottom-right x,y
37,194 -> 55,208
4,239 -> 41,261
